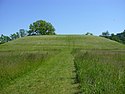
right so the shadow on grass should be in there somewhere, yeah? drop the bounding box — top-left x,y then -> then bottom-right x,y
71,65 -> 82,94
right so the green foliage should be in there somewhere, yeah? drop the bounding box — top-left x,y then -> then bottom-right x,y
10,33 -> 18,40
19,29 -> 27,37
110,33 -> 121,42
0,29 -> 27,44
16,32 -> 20,38
115,30 -> 125,44
100,30 -> 110,40
29,20 -> 56,35
0,34 -> 11,44
101,30 -> 110,37
100,30 -> 125,44
0,19 -> 56,44
85,32 -> 93,35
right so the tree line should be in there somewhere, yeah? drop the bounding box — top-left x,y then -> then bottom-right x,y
1,19 -> 125,45
100,30 -> 125,44
0,20 -> 56,44
0,29 -> 27,44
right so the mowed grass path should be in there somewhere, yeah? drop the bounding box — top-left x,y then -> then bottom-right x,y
1,50 -> 78,94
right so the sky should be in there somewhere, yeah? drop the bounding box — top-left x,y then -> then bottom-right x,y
0,0 -> 125,36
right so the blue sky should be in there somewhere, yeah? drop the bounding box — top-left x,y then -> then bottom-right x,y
0,0 -> 125,36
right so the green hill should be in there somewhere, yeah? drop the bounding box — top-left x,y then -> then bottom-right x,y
0,35 -> 125,51
0,35 -> 125,94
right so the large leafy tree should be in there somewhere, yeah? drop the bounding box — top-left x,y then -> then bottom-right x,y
29,20 -> 56,35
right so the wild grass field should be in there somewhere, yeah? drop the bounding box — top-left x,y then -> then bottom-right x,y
72,49 -> 125,94
0,35 -> 125,94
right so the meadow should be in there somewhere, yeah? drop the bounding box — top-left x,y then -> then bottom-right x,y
72,49 -> 125,94
0,35 -> 125,94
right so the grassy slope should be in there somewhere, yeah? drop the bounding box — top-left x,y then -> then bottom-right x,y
0,35 -> 125,51
1,51 -> 77,94
72,50 -> 125,94
0,35 -> 125,94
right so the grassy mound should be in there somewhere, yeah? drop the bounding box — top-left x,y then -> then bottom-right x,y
0,35 -> 125,93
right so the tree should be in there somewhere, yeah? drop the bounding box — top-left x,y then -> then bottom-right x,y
110,33 -> 121,42
16,32 -> 20,38
116,30 -> 125,43
27,30 -> 33,36
0,34 -> 4,43
10,33 -> 17,40
85,32 -> 93,35
0,34 -> 10,44
19,29 -> 27,37
29,20 -> 56,35
101,31 -> 110,37
46,23 -> 56,35
100,30 -> 125,44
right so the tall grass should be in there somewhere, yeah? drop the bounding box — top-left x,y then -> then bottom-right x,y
0,51 -> 56,90
72,49 -> 125,94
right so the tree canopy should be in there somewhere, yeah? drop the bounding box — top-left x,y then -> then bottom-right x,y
0,34 -> 11,44
100,31 -> 110,38
0,20 -> 56,44
100,30 -> 125,44
85,32 -> 93,35
28,20 -> 56,35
